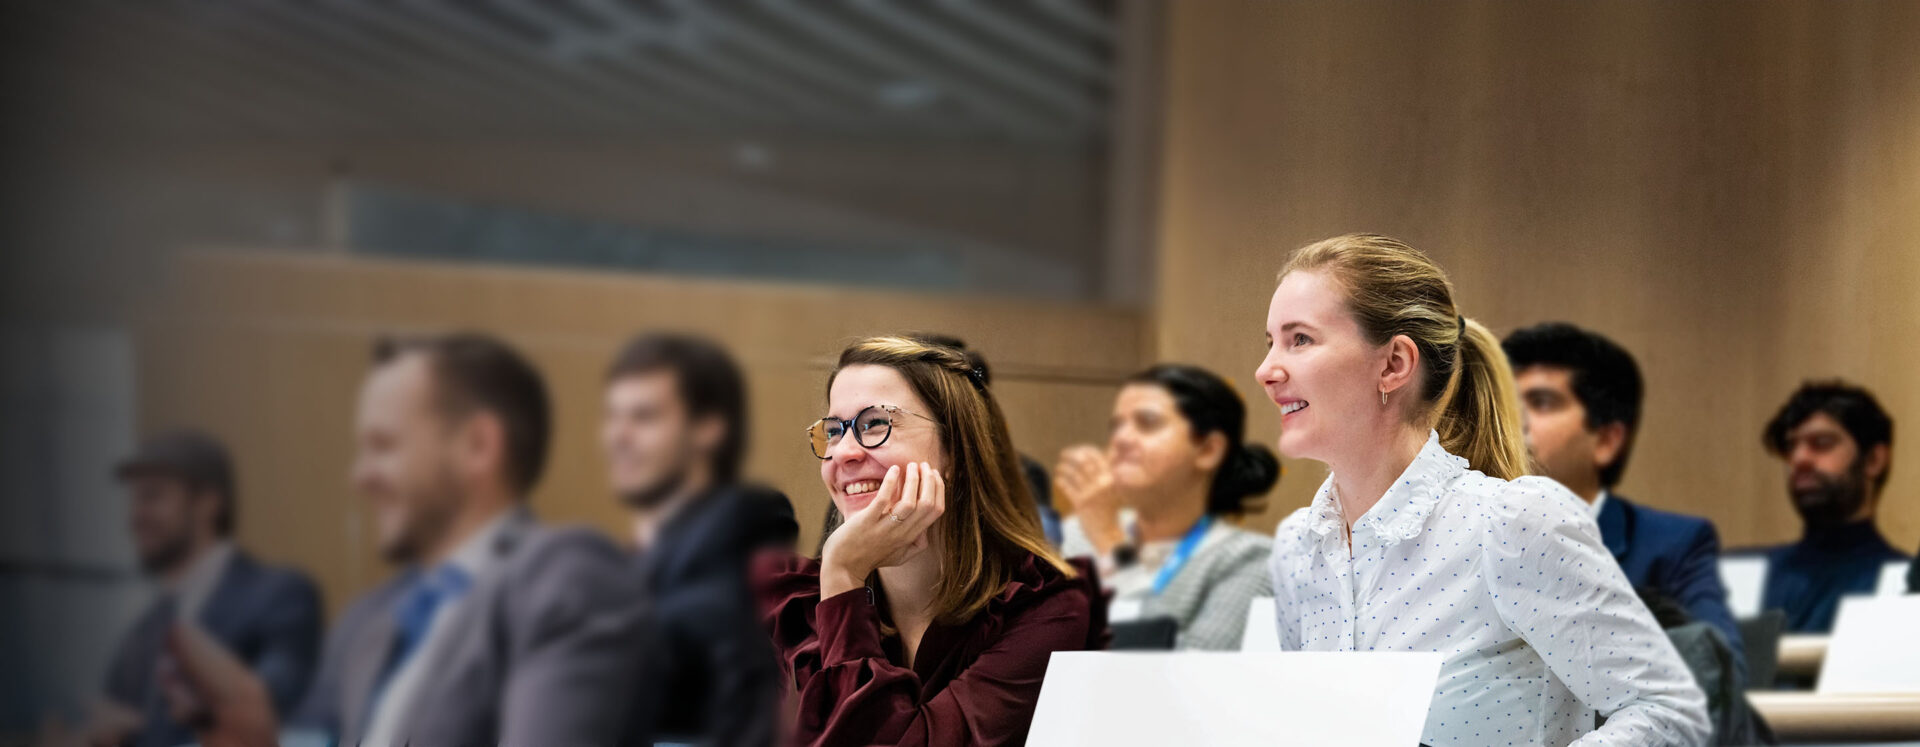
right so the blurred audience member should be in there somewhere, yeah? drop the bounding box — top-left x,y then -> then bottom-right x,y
1504,322 -> 1743,659
1056,364 -> 1277,649
762,336 -> 1107,746
89,429 -> 322,747
1757,381 -> 1909,633
165,332 -> 651,746
602,332 -> 796,745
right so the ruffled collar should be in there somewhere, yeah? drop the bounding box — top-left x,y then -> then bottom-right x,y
1305,431 -> 1467,546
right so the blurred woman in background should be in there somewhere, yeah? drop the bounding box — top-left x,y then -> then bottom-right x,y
1056,363 -> 1278,650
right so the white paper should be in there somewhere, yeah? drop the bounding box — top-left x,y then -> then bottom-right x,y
1028,651 -> 1443,747
1109,598 -> 1145,623
1241,597 -> 1280,652
1818,594 -> 1920,694
1874,560 -> 1910,596
1719,556 -> 1768,619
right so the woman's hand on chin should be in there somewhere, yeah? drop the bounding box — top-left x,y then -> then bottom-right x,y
821,461 -> 947,599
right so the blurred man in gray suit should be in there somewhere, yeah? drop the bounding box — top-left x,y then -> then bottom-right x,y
87,429 -> 323,747
162,332 -> 652,746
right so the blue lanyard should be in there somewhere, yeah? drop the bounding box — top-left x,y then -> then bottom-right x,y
1150,516 -> 1213,595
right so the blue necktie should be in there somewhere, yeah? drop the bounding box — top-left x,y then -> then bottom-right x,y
370,564 -> 472,707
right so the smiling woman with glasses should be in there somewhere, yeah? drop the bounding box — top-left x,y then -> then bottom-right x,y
758,335 -> 1108,746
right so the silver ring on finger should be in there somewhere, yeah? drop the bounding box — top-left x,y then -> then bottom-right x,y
891,513 -> 906,522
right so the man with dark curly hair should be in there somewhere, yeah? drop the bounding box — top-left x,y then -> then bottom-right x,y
1757,381 -> 1909,633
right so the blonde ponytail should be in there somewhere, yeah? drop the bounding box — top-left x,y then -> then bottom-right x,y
1435,318 -> 1529,480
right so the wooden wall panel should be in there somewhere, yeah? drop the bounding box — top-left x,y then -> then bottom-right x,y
1153,1 -> 1920,552
137,251 -> 1141,613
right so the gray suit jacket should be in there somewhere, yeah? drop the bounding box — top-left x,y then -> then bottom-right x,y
104,550 -> 323,747
292,511 -> 651,746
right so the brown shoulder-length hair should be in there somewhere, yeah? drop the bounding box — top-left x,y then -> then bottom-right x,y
828,335 -> 1074,625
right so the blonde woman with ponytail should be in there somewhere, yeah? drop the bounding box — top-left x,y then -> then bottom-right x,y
1257,235 -> 1709,746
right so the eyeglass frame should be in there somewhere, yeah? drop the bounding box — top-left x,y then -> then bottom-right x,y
805,404 -> 940,460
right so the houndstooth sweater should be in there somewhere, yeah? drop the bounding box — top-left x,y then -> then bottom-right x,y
1061,515 -> 1273,650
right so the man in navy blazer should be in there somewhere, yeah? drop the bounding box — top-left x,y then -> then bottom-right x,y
1504,323 -> 1744,659
602,333 -> 797,745
91,429 -> 323,747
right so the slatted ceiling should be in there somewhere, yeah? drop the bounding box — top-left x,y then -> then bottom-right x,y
29,0 -> 1116,143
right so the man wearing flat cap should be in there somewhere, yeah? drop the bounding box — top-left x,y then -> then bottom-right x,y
85,428 -> 323,747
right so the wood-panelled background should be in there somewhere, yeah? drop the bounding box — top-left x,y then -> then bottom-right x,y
1154,1 -> 1920,550
129,1 -> 1920,616
137,251 -> 1144,615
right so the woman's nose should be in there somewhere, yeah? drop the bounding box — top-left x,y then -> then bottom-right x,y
826,432 -> 867,463
1257,353 -> 1286,385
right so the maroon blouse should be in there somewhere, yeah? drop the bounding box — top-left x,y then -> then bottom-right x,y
757,552 -> 1109,746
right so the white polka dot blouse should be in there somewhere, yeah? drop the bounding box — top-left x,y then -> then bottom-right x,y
1268,432 -> 1710,746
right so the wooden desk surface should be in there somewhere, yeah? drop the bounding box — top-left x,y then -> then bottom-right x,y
1747,691 -> 1920,742
1778,634 -> 1831,679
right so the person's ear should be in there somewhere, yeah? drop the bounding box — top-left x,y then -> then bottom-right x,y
691,413 -> 726,459
1194,431 -> 1229,473
1592,421 -> 1630,474
1865,442 -> 1891,491
455,412 -> 508,486
1380,334 -> 1422,400
190,487 -> 223,539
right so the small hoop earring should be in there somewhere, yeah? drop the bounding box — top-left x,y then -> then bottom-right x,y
1380,390 -> 1388,406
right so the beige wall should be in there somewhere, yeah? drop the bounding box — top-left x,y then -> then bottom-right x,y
128,2 -> 1920,614
136,251 -> 1142,614
1154,1 -> 1920,551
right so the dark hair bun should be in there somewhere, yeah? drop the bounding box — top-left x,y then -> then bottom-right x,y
1210,442 -> 1279,515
